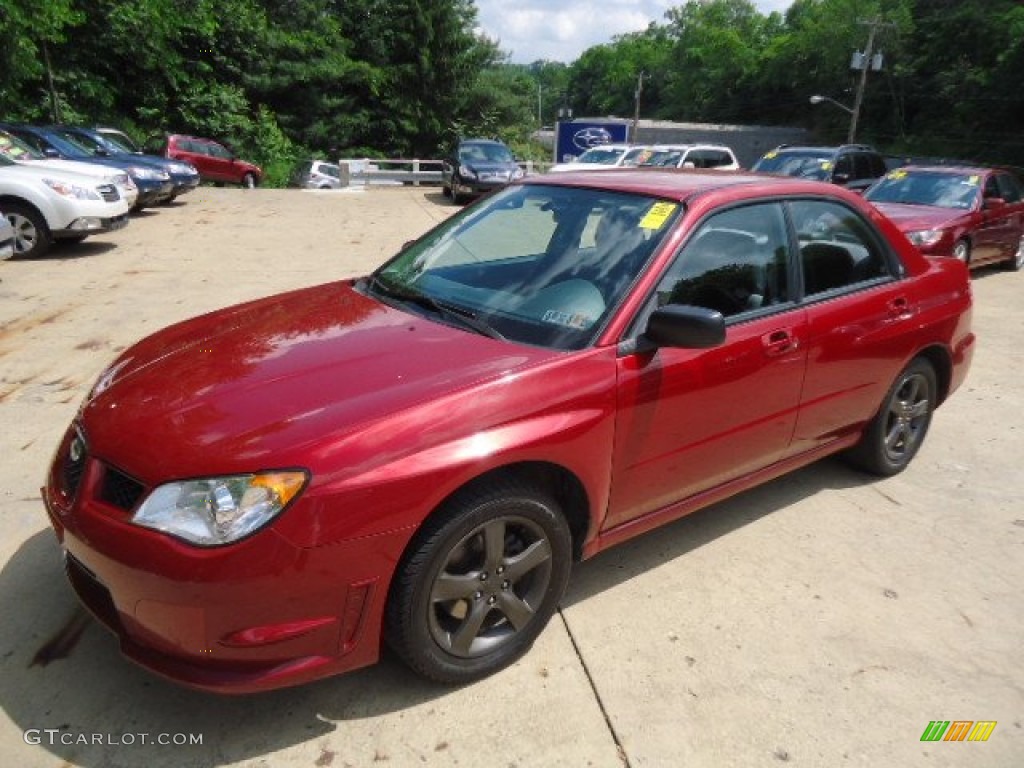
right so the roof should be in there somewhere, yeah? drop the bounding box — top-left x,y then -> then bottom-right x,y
523,168 -> 848,203
892,164 -> 996,175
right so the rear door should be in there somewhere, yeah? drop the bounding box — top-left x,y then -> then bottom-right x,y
606,201 -> 808,529
786,198 -> 919,452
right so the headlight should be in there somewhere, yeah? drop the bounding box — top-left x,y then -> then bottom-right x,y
132,471 -> 308,546
906,229 -> 945,247
42,178 -> 100,200
129,166 -> 171,181
459,164 -> 477,179
168,162 -> 197,175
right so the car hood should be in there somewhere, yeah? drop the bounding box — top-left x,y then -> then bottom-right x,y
872,202 -> 969,231
464,161 -> 518,174
16,157 -> 126,181
0,161 -> 118,188
80,281 -> 566,482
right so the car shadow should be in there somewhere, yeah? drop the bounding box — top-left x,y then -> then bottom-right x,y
11,241 -> 119,261
424,191 -> 454,207
0,457 -> 872,766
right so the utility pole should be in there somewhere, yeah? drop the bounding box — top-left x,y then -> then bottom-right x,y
632,71 -> 646,143
847,17 -> 894,143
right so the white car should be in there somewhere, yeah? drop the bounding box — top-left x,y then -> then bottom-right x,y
639,144 -> 741,171
548,144 -> 655,173
0,154 -> 130,259
0,129 -> 139,208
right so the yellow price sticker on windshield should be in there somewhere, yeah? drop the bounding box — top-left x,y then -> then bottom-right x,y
888,169 -> 907,180
763,151 -> 778,159
640,202 -> 677,230
820,161 -> 833,170
967,175 -> 980,185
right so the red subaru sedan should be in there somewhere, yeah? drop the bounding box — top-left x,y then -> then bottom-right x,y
43,171 -> 975,692
865,164 -> 1024,271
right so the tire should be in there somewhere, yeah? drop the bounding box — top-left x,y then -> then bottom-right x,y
845,358 -> 937,476
4,204 -> 52,259
385,481 -> 572,684
242,173 -> 257,189
952,238 -> 970,265
1003,235 -> 1024,271
450,176 -> 466,205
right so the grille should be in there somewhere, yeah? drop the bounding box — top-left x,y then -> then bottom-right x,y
97,184 -> 120,202
100,466 -> 146,511
65,555 -> 122,634
62,431 -> 87,498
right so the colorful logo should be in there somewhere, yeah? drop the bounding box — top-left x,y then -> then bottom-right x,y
920,721 -> 997,742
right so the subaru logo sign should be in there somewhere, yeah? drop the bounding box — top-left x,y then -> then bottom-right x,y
573,127 -> 613,151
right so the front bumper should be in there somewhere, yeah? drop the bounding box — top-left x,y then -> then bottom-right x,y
42,424 -> 407,693
53,212 -> 130,238
453,177 -> 513,198
134,179 -> 175,207
169,174 -> 201,197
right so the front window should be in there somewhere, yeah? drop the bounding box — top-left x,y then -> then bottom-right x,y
754,151 -> 833,181
366,184 -> 682,350
865,169 -> 981,210
459,143 -> 514,164
575,147 -> 627,165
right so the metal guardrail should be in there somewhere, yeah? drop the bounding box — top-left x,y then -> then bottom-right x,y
337,158 -> 550,186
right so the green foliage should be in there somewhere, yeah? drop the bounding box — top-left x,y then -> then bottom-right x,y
0,0 -> 1022,177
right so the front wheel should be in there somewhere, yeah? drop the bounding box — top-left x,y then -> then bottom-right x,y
242,173 -> 257,189
952,238 -> 970,265
845,358 -> 937,476
5,204 -> 52,259
1003,234 -> 1024,271
385,481 -> 572,684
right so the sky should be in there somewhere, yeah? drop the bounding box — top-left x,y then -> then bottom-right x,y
475,1 -> 794,64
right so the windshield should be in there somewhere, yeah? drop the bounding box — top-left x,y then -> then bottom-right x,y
459,143 -> 514,164
620,147 -> 654,167
865,169 -> 981,209
575,147 -> 627,165
102,132 -> 138,152
640,149 -> 685,168
36,131 -> 95,158
0,131 -> 45,161
753,151 -> 832,180
368,184 -> 681,350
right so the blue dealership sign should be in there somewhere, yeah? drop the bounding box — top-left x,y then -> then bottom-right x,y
555,121 -> 630,163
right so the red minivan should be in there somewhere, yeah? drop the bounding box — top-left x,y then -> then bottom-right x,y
149,134 -> 262,187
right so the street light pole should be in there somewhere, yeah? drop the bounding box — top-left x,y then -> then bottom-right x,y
632,71 -> 646,143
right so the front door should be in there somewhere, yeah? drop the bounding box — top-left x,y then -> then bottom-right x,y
606,201 -> 808,529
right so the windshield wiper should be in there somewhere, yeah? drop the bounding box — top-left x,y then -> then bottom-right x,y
368,275 -> 506,341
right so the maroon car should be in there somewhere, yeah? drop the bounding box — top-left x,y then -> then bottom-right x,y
865,165 -> 1024,271
148,133 -> 262,188
43,171 -> 975,692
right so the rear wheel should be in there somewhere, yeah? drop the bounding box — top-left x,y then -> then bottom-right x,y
4,204 -> 52,259
846,358 -> 937,476
385,481 -> 572,684
1004,235 -> 1024,271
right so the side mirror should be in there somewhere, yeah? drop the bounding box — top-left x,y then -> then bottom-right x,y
43,148 -> 60,158
642,305 -> 726,349
983,196 -> 1006,210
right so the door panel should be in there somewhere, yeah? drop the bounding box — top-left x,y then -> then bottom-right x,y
607,311 -> 807,529
605,201 -> 807,529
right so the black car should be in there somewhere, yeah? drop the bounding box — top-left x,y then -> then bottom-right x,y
57,126 -> 201,202
751,144 -> 888,193
441,139 -> 524,204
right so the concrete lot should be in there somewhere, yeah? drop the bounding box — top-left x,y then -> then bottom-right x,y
0,187 -> 1021,767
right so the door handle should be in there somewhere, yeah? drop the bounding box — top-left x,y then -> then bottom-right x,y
762,329 -> 798,357
888,296 -> 910,317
